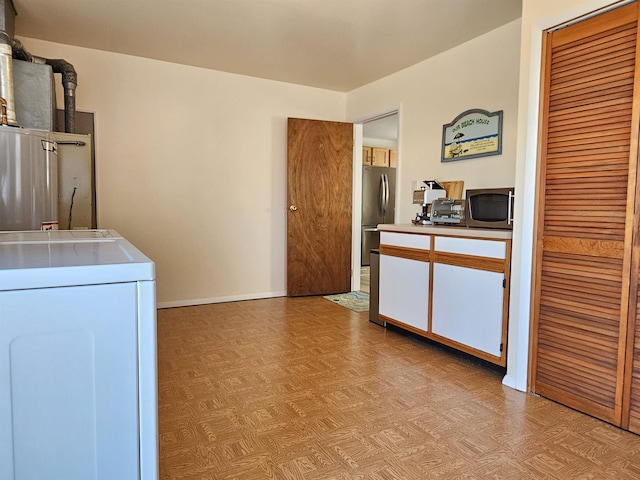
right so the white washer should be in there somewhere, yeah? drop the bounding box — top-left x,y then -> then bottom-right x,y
0,230 -> 157,480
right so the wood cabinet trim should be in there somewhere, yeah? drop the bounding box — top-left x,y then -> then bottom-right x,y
432,232 -> 510,241
383,318 -> 506,366
380,244 -> 430,262
381,230 -> 431,237
382,315 -> 428,336
428,332 -> 506,367
432,251 -> 506,274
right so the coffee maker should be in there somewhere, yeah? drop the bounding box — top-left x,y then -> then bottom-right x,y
412,180 -> 446,225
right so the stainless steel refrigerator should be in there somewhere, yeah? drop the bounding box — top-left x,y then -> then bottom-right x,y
361,166 -> 396,266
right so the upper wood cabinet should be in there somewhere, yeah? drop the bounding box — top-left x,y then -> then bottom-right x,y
363,146 -> 396,167
389,149 -> 397,168
362,147 -> 372,166
371,147 -> 389,167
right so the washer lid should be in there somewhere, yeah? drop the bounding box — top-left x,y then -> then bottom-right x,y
0,230 -> 155,290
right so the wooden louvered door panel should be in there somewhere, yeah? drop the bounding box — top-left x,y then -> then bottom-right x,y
626,53 -> 640,432
628,277 -> 640,432
532,3 -> 640,426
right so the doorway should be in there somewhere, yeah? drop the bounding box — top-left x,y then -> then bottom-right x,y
357,112 -> 399,293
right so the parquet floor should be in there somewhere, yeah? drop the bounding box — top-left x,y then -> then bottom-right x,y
157,297 -> 640,479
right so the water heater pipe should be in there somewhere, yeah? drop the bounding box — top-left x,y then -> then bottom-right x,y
0,31 -> 16,125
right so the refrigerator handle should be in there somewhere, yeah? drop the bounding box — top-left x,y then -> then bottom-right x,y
385,175 -> 390,212
381,174 -> 388,218
379,175 -> 385,217
385,174 -> 390,216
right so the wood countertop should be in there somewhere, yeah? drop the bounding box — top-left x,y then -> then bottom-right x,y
378,223 -> 513,240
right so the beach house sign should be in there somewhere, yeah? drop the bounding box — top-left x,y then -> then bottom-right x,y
441,109 -> 503,162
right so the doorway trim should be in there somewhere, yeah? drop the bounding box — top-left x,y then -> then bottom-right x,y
350,105 -> 401,292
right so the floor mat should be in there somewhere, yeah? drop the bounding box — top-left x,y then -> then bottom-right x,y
323,291 -> 370,312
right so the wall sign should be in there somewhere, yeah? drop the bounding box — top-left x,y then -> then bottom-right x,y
441,109 -> 503,162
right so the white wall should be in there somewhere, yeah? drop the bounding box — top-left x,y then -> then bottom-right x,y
18,37 -> 346,306
506,0 -> 629,391
347,19 -> 522,224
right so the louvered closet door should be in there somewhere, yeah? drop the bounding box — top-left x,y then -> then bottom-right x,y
532,2 -> 640,425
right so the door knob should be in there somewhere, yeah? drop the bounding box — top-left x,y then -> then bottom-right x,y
289,205 -> 298,212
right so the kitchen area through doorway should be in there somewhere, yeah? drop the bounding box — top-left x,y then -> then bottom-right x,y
360,112 -> 398,294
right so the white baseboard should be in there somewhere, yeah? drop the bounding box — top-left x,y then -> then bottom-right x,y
157,290 -> 287,309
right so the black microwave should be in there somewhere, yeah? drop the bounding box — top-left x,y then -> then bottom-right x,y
465,188 -> 515,229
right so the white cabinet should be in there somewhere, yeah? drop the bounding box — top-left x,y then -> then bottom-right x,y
377,227 -> 511,366
379,232 -> 430,333
0,230 -> 157,480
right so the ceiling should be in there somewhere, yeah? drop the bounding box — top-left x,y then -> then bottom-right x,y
11,0 -> 522,92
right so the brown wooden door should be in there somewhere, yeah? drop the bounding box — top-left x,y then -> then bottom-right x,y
531,3 -> 640,426
287,118 -> 353,296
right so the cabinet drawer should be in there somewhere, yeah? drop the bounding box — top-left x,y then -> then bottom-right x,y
380,232 -> 430,250
434,236 -> 506,259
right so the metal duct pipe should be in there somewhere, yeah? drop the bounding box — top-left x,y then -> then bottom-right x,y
45,58 -> 77,133
0,31 -> 16,125
12,39 -> 77,133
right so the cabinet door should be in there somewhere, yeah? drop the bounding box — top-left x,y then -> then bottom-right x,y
371,147 -> 389,167
431,236 -> 507,363
379,254 -> 429,332
389,149 -> 397,168
431,264 -> 504,358
379,232 -> 430,331
0,283 -> 140,480
362,146 -> 372,165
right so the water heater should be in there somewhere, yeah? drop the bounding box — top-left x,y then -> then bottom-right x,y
0,128 -> 58,230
